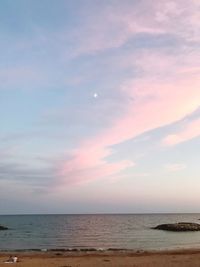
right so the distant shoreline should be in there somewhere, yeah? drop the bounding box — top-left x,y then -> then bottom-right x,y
1,212 -> 200,216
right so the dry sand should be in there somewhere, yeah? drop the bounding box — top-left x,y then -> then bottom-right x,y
1,249 -> 200,267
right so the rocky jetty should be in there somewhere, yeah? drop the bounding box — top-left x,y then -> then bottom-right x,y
0,225 -> 8,230
153,222 -> 200,232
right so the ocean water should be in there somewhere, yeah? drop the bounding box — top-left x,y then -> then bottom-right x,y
0,214 -> 200,251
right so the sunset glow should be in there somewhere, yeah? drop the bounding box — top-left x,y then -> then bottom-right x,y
0,0 -> 200,214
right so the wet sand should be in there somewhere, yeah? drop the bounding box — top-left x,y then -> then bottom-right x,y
1,249 -> 200,267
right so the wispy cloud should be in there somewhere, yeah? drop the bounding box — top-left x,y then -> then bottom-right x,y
165,163 -> 187,172
66,1 -> 164,57
60,72 -> 200,184
163,118 -> 200,146
66,0 -> 200,56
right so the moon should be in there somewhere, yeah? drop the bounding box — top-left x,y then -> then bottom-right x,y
93,93 -> 98,98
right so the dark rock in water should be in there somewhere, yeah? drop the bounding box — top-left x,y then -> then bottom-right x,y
153,222 -> 200,232
0,225 -> 8,230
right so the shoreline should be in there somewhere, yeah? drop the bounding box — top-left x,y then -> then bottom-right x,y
1,245 -> 200,252
2,248 -> 200,258
1,246 -> 200,253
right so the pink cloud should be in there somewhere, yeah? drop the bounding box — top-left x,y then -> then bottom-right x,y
60,145 -> 134,185
59,1 -> 200,185
60,74 -> 200,185
93,76 -> 200,146
61,159 -> 133,185
67,1 -> 164,57
163,118 -> 200,146
68,0 -> 200,56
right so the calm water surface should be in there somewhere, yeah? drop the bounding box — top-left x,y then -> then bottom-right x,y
0,214 -> 200,251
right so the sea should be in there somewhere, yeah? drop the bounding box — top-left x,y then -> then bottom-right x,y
0,214 -> 200,251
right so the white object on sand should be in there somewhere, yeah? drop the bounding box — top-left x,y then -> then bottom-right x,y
4,256 -> 18,264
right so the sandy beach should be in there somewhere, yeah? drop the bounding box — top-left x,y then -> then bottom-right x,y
1,249 -> 200,267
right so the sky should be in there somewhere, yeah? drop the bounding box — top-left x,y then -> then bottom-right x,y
0,0 -> 200,214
